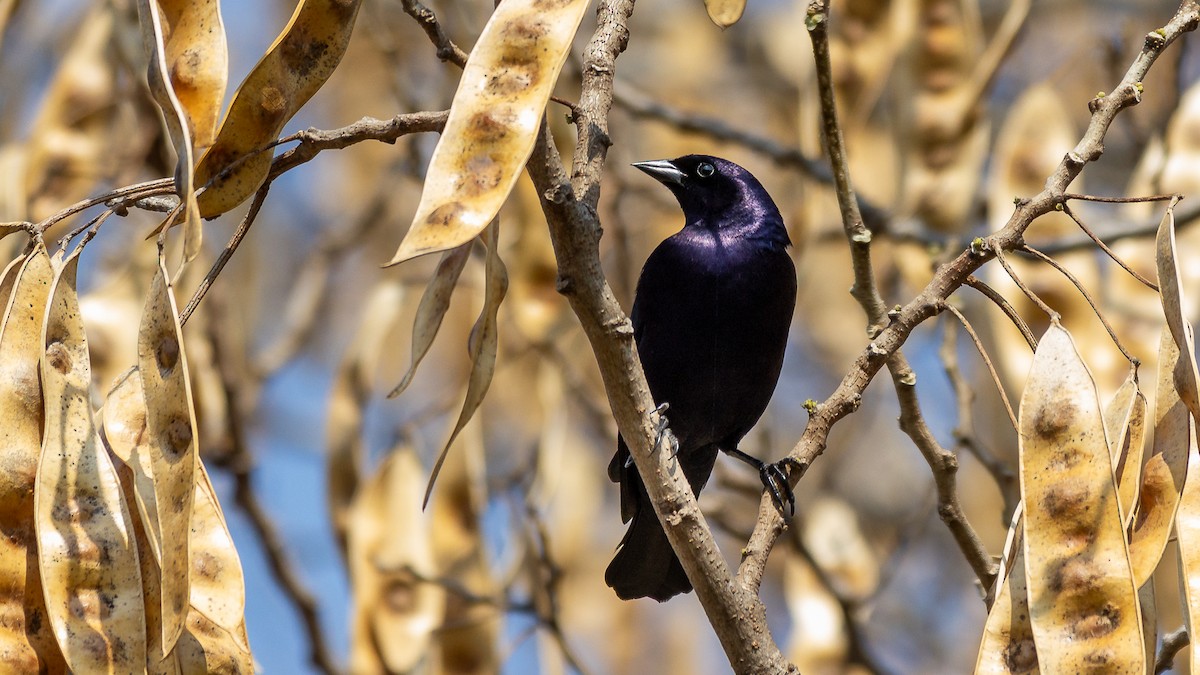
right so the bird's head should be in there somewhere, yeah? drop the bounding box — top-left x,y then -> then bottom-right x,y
632,155 -> 789,246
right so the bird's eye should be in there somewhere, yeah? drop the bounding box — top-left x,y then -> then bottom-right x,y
696,162 -> 716,178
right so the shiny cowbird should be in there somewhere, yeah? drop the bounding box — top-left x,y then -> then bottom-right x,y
606,155 -> 798,602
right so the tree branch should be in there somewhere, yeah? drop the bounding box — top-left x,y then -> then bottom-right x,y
523,0 -> 791,670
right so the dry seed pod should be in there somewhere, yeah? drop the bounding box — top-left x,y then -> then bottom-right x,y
1128,330 -> 1191,585
174,610 -> 253,674
387,0 -> 590,265
1019,321 -> 1142,673
703,0 -> 745,27
1125,202 -> 1200,583
105,426 -> 174,671
1175,420 -> 1200,671
36,251 -> 146,672
189,462 -> 249,647
975,530 -> 1037,675
137,0 -> 203,261
0,246 -> 64,671
159,0 -> 228,154
137,253 -> 199,654
989,84 -> 1077,242
348,446 -> 445,673
1156,199 -> 1200,420
984,86 -> 1108,393
194,0 -> 363,218
0,253 -> 20,321
801,497 -> 878,600
1103,372 -> 1147,528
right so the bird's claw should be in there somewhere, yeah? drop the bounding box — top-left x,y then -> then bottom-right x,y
652,403 -> 675,457
759,458 -> 799,517
626,403 -> 673,468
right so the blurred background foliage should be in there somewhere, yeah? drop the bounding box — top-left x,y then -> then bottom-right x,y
0,0 -> 1196,672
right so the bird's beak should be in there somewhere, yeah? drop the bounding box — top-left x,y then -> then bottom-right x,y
632,159 -> 685,186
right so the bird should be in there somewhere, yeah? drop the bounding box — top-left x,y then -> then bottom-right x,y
606,154 -> 798,602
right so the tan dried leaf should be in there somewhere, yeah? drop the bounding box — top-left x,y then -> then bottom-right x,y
36,251 -> 145,672
1019,321 -> 1142,673
388,243 -> 470,398
194,0 -> 363,218
386,0 -> 590,264
424,223 -> 508,505
0,246 -> 64,670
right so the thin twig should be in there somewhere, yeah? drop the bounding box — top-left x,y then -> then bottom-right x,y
521,499 -> 593,675
801,1 -> 886,331
1034,196 -> 1200,254
1064,192 -> 1178,203
399,0 -> 469,68
993,247 -> 1058,319
268,111 -> 449,181
35,178 -> 176,233
179,183 -> 271,327
1061,203 -> 1159,291
943,303 -> 1019,435
893,360 -> 998,593
1021,243 -> 1139,365
963,275 -> 1037,351
56,208 -> 116,254
938,318 -> 1019,516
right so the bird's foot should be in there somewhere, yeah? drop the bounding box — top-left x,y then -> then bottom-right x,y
652,403 -> 675,457
626,403 -> 673,468
724,448 -> 799,517
759,458 -> 800,517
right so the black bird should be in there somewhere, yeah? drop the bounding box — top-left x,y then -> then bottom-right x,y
606,155 -> 798,602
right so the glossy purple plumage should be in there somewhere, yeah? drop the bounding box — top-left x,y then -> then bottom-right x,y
606,155 -> 797,601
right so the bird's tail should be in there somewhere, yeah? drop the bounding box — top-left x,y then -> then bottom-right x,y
605,505 -> 692,602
